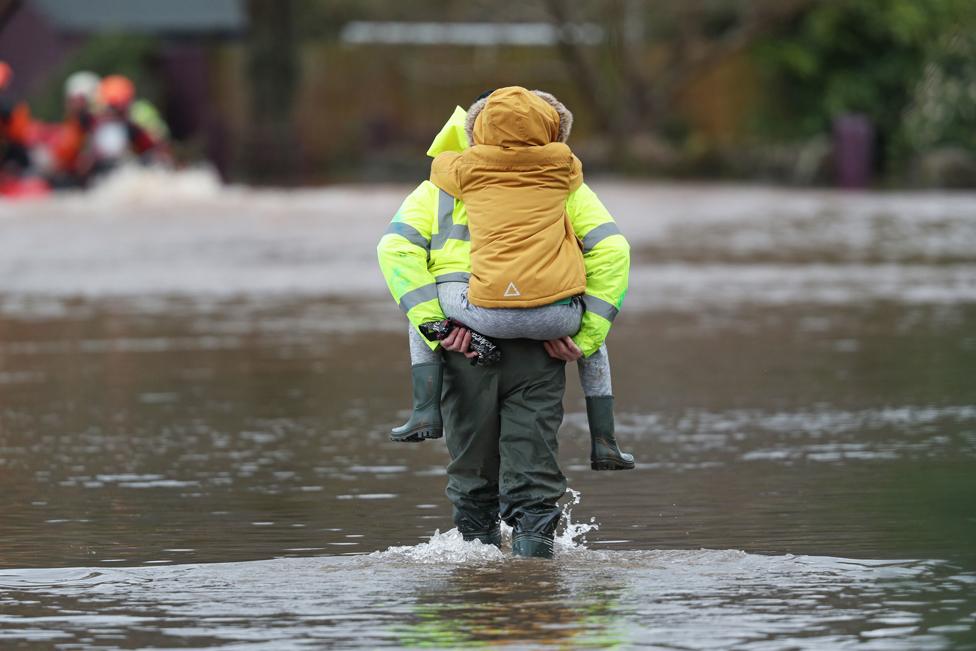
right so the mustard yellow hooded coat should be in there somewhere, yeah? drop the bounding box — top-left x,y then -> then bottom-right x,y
430,86 -> 586,308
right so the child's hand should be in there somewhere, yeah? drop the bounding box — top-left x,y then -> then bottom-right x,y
543,336 -> 582,362
442,326 -> 479,360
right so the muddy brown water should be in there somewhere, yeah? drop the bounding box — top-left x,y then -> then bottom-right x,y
0,177 -> 974,649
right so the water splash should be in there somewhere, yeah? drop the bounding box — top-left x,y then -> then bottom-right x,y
370,528 -> 505,564
554,487 -> 599,553
372,488 -> 599,563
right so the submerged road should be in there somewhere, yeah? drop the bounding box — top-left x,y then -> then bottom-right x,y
0,170 -> 974,649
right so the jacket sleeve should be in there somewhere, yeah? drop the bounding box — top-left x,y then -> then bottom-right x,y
568,155 -> 583,194
430,152 -> 463,198
376,181 -> 446,350
566,183 -> 630,357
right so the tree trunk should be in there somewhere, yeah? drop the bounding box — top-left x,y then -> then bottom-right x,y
243,0 -> 301,184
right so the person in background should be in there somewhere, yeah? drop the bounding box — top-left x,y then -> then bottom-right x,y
0,61 -> 32,173
47,71 -> 100,187
94,75 -> 171,169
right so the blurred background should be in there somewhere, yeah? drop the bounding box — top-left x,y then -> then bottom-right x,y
1,3 -> 976,648
1,0 -> 975,187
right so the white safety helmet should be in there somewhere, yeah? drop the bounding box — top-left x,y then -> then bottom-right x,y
64,70 -> 101,103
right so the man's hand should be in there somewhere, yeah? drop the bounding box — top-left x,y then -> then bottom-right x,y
544,336 -> 583,362
442,326 -> 479,360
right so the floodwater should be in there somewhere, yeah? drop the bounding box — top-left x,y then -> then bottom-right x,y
1,169 -> 975,649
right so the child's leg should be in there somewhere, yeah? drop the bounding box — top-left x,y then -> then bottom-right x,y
437,282 -> 581,340
578,345 -> 635,471
391,326 -> 443,443
409,325 -> 440,366
577,343 -> 612,397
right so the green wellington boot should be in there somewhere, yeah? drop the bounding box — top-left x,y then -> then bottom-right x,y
512,532 -> 555,559
390,363 -> 443,442
586,396 -> 636,470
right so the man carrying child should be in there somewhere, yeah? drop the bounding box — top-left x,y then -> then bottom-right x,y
377,87 -> 631,558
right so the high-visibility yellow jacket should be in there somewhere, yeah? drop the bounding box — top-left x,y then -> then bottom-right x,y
377,106 -> 630,357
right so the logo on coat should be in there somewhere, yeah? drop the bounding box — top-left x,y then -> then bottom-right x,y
504,282 -> 521,297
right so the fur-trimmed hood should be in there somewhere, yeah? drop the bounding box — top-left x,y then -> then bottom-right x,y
465,87 -> 574,148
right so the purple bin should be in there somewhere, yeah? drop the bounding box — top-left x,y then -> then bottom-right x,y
833,114 -> 875,189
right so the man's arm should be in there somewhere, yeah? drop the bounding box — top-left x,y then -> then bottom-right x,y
377,181 -> 446,350
566,183 -> 630,357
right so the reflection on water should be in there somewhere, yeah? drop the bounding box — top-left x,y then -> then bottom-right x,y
1,549 -> 974,649
1,179 -> 975,648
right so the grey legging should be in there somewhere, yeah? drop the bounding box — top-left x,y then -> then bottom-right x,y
409,282 -> 612,397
